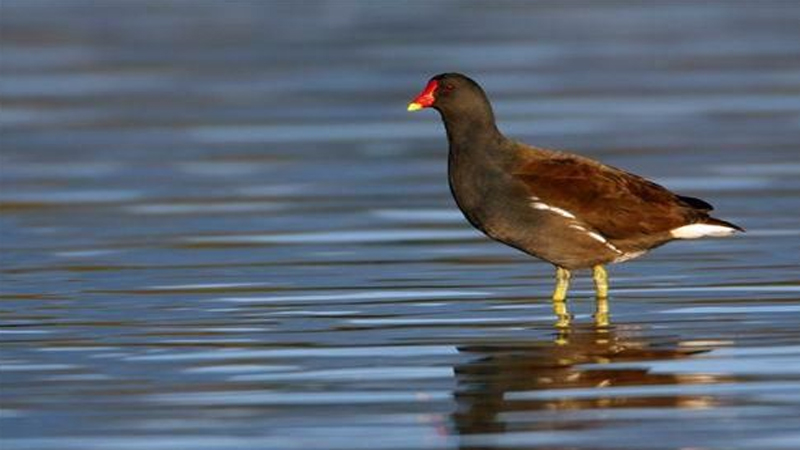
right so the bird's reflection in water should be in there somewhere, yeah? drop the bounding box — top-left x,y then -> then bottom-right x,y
452,324 -> 729,439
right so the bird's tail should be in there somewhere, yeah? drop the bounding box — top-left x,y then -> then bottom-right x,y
670,216 -> 744,239
703,216 -> 745,233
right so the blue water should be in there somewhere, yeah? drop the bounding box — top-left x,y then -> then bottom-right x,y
2,1 -> 800,449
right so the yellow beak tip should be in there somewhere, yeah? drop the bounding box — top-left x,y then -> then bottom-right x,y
407,102 -> 423,112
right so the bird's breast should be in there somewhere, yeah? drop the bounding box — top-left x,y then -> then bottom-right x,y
447,151 -> 531,240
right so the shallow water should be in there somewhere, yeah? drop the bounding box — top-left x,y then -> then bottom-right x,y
2,1 -> 800,449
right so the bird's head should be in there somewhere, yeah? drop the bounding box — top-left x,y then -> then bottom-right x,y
407,73 -> 490,116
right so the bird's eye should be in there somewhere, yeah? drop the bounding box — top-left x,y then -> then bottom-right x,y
443,84 -> 455,91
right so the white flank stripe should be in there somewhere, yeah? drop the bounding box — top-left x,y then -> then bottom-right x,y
586,231 -> 608,244
568,221 -> 622,254
671,223 -> 738,239
529,198 -> 624,254
614,250 -> 646,263
587,231 -> 623,254
530,200 -> 577,219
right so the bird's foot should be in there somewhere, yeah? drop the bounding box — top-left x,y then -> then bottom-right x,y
552,297 -> 572,328
594,294 -> 610,327
593,311 -> 610,327
554,313 -> 572,329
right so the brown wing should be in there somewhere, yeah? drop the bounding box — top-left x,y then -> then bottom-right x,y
514,154 -> 705,240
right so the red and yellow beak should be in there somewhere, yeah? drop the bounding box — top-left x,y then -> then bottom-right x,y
407,80 -> 438,111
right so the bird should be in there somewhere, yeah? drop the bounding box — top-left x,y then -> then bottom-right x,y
407,73 -> 743,326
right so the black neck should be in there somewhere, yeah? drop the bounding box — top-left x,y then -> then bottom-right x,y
440,106 -> 502,153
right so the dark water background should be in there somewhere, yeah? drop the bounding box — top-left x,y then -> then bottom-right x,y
2,1 -> 800,449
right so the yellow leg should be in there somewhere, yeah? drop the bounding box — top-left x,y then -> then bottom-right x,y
553,267 -> 571,301
593,265 -> 609,298
594,296 -> 610,327
552,267 -> 572,328
593,265 -> 610,327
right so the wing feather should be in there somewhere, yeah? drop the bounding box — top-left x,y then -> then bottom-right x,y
514,154 -> 705,240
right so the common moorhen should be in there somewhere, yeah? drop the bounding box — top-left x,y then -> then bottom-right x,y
407,73 -> 743,326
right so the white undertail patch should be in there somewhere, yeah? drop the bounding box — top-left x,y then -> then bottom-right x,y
670,223 -> 738,239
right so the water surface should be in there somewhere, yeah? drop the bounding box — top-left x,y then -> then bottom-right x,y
2,1 -> 800,449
